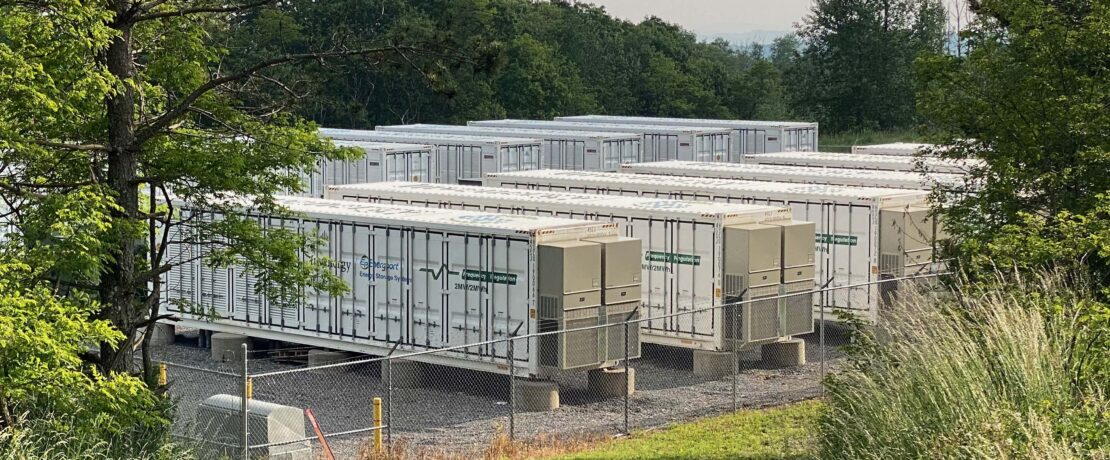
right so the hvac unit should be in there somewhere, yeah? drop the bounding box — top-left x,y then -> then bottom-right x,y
195,394 -> 310,460
537,240 -> 605,370
585,235 -> 643,360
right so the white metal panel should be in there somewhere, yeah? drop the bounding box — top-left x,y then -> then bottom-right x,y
851,143 -> 937,156
556,115 -> 820,155
745,151 -> 981,174
621,160 -> 961,190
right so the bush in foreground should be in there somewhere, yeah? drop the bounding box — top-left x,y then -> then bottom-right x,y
819,271 -> 1109,459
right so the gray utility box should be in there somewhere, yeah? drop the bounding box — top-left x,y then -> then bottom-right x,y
773,221 -> 817,337
538,240 -> 605,371
195,394 -> 310,460
585,236 -> 643,360
724,224 -> 784,347
879,207 -> 935,303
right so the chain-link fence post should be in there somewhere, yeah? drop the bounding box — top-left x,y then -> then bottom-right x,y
240,343 -> 249,460
819,285 -> 827,395
622,318 -> 630,435
508,334 -> 515,441
731,303 -> 739,412
386,357 -> 393,445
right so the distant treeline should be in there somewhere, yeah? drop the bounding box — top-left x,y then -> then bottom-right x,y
225,0 -> 945,133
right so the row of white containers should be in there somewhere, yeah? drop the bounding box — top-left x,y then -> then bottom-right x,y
162,196 -> 646,377
325,182 -> 817,352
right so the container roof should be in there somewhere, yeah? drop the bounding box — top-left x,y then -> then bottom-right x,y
320,127 -> 542,145
746,151 -> 982,172
470,119 -> 733,135
622,161 -> 962,188
556,115 -> 817,128
331,140 -> 434,152
378,124 -> 642,141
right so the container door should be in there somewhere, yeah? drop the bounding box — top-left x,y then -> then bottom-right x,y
371,226 -> 408,344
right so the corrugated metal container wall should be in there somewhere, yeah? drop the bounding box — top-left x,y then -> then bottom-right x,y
326,182 -> 815,351
319,128 -> 542,184
375,124 -> 642,172
744,151 -> 981,175
292,140 -> 434,197
162,196 -> 635,377
620,161 -> 962,190
483,170 -> 936,325
556,115 -> 820,157
468,119 -> 731,163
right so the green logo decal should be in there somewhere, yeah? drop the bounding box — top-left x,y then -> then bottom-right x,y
418,265 -> 459,280
645,251 -> 701,266
816,234 -> 858,246
419,265 -> 517,285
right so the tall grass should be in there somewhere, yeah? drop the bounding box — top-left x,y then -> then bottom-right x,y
819,271 -> 1109,459
0,414 -> 193,460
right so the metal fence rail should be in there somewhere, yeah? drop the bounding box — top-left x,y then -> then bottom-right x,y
152,273 -> 947,459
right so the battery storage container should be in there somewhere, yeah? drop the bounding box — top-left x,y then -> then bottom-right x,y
375,124 -> 642,171
557,115 -> 819,159
319,128 -> 542,185
484,170 -> 936,324
851,143 -> 939,156
468,119 -> 732,163
326,182 -> 815,351
621,160 -> 961,190
292,140 -> 433,197
162,196 -> 639,378
744,151 -> 981,175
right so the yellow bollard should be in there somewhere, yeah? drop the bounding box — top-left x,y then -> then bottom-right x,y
373,397 -> 383,453
246,377 -> 253,400
157,363 -> 167,386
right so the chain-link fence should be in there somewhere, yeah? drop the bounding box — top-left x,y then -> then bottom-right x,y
149,273 -> 943,459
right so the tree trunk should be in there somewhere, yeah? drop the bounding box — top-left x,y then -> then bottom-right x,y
99,1 -> 141,374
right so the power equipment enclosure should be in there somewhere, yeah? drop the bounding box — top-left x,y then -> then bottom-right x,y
319,128 -> 542,185
162,196 -> 637,378
557,115 -> 819,159
484,170 -> 935,324
375,124 -> 642,172
744,151 -> 981,175
469,119 -> 732,164
621,161 -> 961,190
326,182 -> 815,351
851,142 -> 938,156
293,140 -> 433,197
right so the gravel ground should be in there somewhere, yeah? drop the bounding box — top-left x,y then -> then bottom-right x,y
153,326 -> 848,459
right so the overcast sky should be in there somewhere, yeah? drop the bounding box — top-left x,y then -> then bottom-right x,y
583,0 -> 814,35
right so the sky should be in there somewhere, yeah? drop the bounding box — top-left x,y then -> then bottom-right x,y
583,0 -> 814,39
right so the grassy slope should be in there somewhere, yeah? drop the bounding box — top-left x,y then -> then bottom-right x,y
550,400 -> 821,460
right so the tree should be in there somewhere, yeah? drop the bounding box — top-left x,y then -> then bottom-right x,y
0,0 -> 465,388
792,0 -> 947,131
916,0 -> 1110,284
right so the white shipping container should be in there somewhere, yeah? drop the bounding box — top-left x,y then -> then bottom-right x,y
162,196 -> 637,377
745,151 -> 981,174
376,124 -> 642,171
326,182 -> 815,351
621,161 -> 961,190
294,141 -> 433,197
319,128 -> 542,185
851,142 -> 938,156
484,170 -> 935,324
557,115 -> 819,158
469,119 -> 732,163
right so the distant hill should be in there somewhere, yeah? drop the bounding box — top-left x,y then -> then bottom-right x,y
700,30 -> 794,46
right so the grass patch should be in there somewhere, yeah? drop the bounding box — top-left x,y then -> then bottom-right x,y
819,129 -> 920,152
550,400 -> 821,460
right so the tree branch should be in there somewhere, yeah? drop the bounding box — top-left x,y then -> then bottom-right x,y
28,140 -> 109,152
133,45 -> 418,145
131,0 -> 275,23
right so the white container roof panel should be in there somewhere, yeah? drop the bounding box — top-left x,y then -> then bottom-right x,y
330,140 -> 434,153
485,169 -> 930,206
377,124 -> 641,142
621,161 -> 962,189
557,115 -> 817,129
320,127 -> 542,146
261,196 -> 619,237
470,119 -> 733,136
327,182 -> 793,224
746,151 -> 982,173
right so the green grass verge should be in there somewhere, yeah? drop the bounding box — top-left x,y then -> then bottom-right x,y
551,400 -> 821,460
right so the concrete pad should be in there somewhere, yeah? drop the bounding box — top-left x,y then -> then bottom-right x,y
692,350 -> 736,379
380,359 -> 425,388
588,367 -> 635,397
211,333 -> 249,362
306,349 -> 351,369
514,379 -> 560,412
761,338 -> 806,368
144,323 -> 175,346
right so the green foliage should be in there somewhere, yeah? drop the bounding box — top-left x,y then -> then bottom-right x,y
916,0 -> 1110,284
793,0 -> 947,132
820,272 -> 1109,459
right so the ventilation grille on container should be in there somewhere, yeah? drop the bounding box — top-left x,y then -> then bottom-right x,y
562,317 -> 603,369
781,281 -> 815,336
539,295 -> 560,319
879,253 -> 905,277
724,274 -> 744,299
744,296 -> 780,343
605,303 -> 641,360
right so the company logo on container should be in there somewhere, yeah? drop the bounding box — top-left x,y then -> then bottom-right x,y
633,200 -> 690,210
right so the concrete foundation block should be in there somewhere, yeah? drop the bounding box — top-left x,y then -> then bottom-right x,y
211,333 -> 249,362
380,359 -> 426,388
306,349 -> 351,369
145,323 -> 175,346
761,338 -> 806,368
588,367 -> 635,397
514,379 -> 560,412
692,350 -> 737,379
